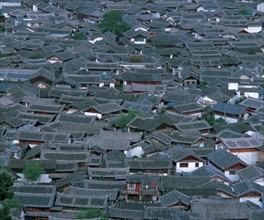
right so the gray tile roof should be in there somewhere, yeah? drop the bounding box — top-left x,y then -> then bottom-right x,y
164,145 -> 204,163
216,129 -> 246,138
66,186 -> 118,201
161,176 -> 210,192
124,157 -> 173,170
220,137 -> 263,149
55,113 -> 96,125
98,129 -> 142,143
199,180 -> 235,197
162,91 -> 200,104
232,180 -> 264,197
159,189 -> 190,207
237,165 -> 264,181
183,165 -> 229,182
40,149 -> 92,162
17,112 -> 55,124
121,100 -> 154,112
239,97 -> 264,109
172,102 -> 204,114
127,116 -> 165,132
109,207 -> 144,220
28,103 -> 65,114
86,136 -> 131,151
144,206 -> 194,220
55,192 -> 108,209
191,198 -> 249,219
13,183 -> 56,208
55,173 -> 84,189
207,149 -> 247,171
48,87 -> 88,98
174,120 -> 211,132
88,167 -> 130,180
90,101 -> 123,114
121,72 -> 162,82
83,179 -> 126,191
5,130 -> 70,143
213,102 -> 248,116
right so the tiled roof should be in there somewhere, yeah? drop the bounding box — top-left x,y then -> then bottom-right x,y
160,189 -> 190,207
220,136 -> 263,149
207,149 -> 247,170
237,165 -> 264,181
13,183 -> 56,208
174,120 -> 211,132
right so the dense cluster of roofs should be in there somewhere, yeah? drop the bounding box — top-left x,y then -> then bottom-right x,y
0,0 -> 264,219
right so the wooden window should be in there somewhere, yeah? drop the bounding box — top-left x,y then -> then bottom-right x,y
128,183 -> 135,190
180,163 -> 188,168
229,171 -> 236,175
195,163 -> 199,167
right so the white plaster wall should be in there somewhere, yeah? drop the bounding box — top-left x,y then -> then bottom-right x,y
224,171 -> 240,182
89,37 -> 104,44
244,92 -> 259,99
134,27 -> 148,32
66,109 -> 78,114
189,112 -> 202,117
176,161 -> 204,173
231,151 -> 260,165
239,197 -> 262,208
48,59 -> 58,64
17,173 -> 52,183
214,115 -> 238,124
1,2 -> 21,7
218,192 -> 234,198
12,140 -> 19,144
244,26 -> 262,34
228,83 -> 238,91
84,112 -> 102,119
257,3 -> 264,12
254,177 -> 264,186
131,38 -> 146,44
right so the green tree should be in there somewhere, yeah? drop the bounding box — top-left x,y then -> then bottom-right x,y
30,54 -> 45,59
23,160 -> 43,181
0,205 -> 11,220
0,25 -> 5,32
235,96 -> 246,105
128,55 -> 144,63
4,196 -> 22,209
201,110 -> 226,126
0,172 -> 13,201
98,11 -> 131,39
73,31 -> 86,40
76,208 -> 108,219
0,171 -> 14,220
239,9 -> 250,15
114,111 -> 137,128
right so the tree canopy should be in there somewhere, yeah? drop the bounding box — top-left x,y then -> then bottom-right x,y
0,171 -> 13,201
0,171 -> 14,220
201,110 -> 226,126
114,111 -> 138,128
73,31 -> 86,40
76,208 -> 108,219
98,11 -> 131,39
23,160 -> 43,181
